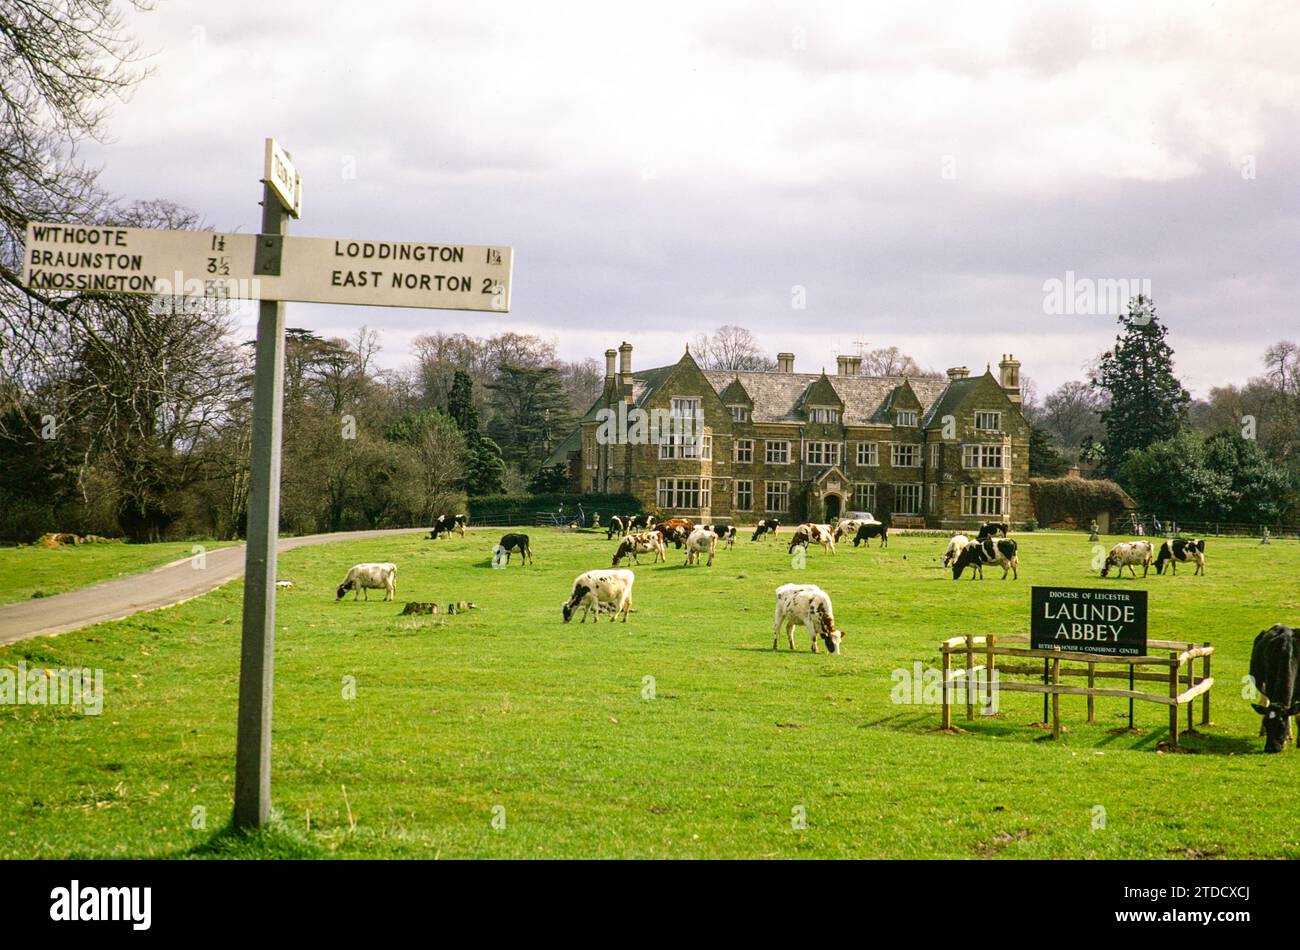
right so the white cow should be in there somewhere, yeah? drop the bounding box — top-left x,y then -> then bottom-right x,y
1100,540 -> 1154,578
833,518 -> 869,543
336,562 -> 397,601
788,523 -> 836,554
684,527 -> 719,566
773,583 -> 845,654
941,534 -> 970,568
611,531 -> 666,567
562,569 -> 635,623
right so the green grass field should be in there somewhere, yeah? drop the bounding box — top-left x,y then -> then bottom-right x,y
0,540 -> 237,605
1,528 -> 1297,859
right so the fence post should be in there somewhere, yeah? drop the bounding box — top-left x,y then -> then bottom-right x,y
1168,654 -> 1179,749
1051,658 -> 1061,739
965,635 -> 975,721
1186,651 -> 1194,733
941,646 -> 952,729
985,635 -> 996,714
1087,661 -> 1095,723
1202,645 -> 1211,726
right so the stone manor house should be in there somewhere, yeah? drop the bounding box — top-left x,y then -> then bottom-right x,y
546,342 -> 1032,529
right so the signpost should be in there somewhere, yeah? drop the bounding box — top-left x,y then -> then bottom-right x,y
22,138 -> 514,829
1032,585 -> 1148,731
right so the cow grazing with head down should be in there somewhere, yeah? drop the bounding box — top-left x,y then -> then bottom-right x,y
494,533 -> 533,566
751,519 -> 780,541
1250,624 -> 1300,753
1155,538 -> 1206,576
701,524 -> 737,548
832,519 -> 866,543
1100,540 -> 1154,578
788,523 -> 836,555
605,515 -> 625,540
773,583 -> 845,654
429,513 -> 468,539
562,569 -> 635,623
941,534 -> 970,568
952,538 -> 1019,580
612,531 -> 666,567
976,522 -> 1009,541
851,522 -> 888,548
656,518 -> 694,549
684,527 -> 719,566
336,562 -> 397,601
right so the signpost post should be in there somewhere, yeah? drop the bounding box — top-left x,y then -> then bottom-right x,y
21,138 -> 514,829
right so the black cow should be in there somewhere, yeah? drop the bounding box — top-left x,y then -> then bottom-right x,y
976,522 -> 1009,541
628,513 -> 656,531
952,537 -> 1019,580
1155,538 -> 1206,576
852,523 -> 889,548
752,519 -> 780,541
1250,625 -> 1300,753
701,524 -> 737,548
429,513 -> 468,539
494,533 -> 533,566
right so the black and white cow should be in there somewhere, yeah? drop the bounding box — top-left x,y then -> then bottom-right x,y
751,519 -> 780,541
941,534 -> 970,568
627,513 -> 656,531
606,515 -> 625,540
1155,538 -> 1206,576
852,522 -> 889,548
952,537 -> 1019,580
562,569 -> 635,623
1100,540 -> 1154,578
701,524 -> 737,548
976,522 -> 1009,541
494,533 -> 533,566
1250,624 -> 1300,753
429,513 -> 468,539
611,531 -> 666,566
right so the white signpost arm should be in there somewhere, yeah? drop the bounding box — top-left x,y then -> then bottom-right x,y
233,177 -> 290,830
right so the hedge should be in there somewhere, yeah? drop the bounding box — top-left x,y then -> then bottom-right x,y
1030,475 -> 1135,529
467,493 -> 642,526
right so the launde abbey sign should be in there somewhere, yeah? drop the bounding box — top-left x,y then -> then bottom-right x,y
1030,586 -> 1148,657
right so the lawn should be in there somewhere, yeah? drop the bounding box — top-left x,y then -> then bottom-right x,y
0,540 -> 238,605
1,528 -> 1297,859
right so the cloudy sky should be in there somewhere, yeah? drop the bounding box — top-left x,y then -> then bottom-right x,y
84,0 -> 1299,397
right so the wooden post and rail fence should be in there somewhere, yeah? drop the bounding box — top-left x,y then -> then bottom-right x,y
939,634 -> 1214,749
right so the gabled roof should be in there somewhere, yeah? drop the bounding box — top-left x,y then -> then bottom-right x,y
797,373 -> 844,411
543,425 -> 581,467
699,369 -> 949,426
718,376 -> 753,406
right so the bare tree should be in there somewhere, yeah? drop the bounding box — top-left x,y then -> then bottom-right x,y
692,325 -> 775,371
858,346 -> 940,378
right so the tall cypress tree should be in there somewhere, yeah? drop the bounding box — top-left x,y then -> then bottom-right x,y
446,370 -> 505,496
1094,296 -> 1190,477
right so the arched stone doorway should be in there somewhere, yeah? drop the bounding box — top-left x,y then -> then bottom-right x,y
824,492 -> 842,521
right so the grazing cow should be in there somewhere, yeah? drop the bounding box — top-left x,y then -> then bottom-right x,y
788,523 -> 836,555
772,583 -> 845,654
941,534 -> 970,568
656,518 -> 695,549
851,522 -> 889,548
751,519 -> 780,541
627,513 -> 656,531
612,531 -> 666,566
1155,538 -> 1206,576
605,515 -> 625,540
336,562 -> 397,601
701,524 -> 737,548
494,533 -> 533,566
1100,540 -> 1154,578
832,518 -> 866,543
562,569 -> 635,623
976,522 -> 1009,541
429,513 -> 468,539
1249,624 -> 1300,753
952,538 -> 1019,580
684,527 -> 719,566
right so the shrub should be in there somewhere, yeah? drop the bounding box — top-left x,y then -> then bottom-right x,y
467,493 -> 642,526
1030,475 -> 1135,529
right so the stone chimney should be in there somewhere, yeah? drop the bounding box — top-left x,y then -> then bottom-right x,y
836,355 -> 862,377
604,348 -> 617,381
777,352 -> 795,373
619,341 -> 633,388
998,353 -> 1021,404
946,366 -> 970,381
